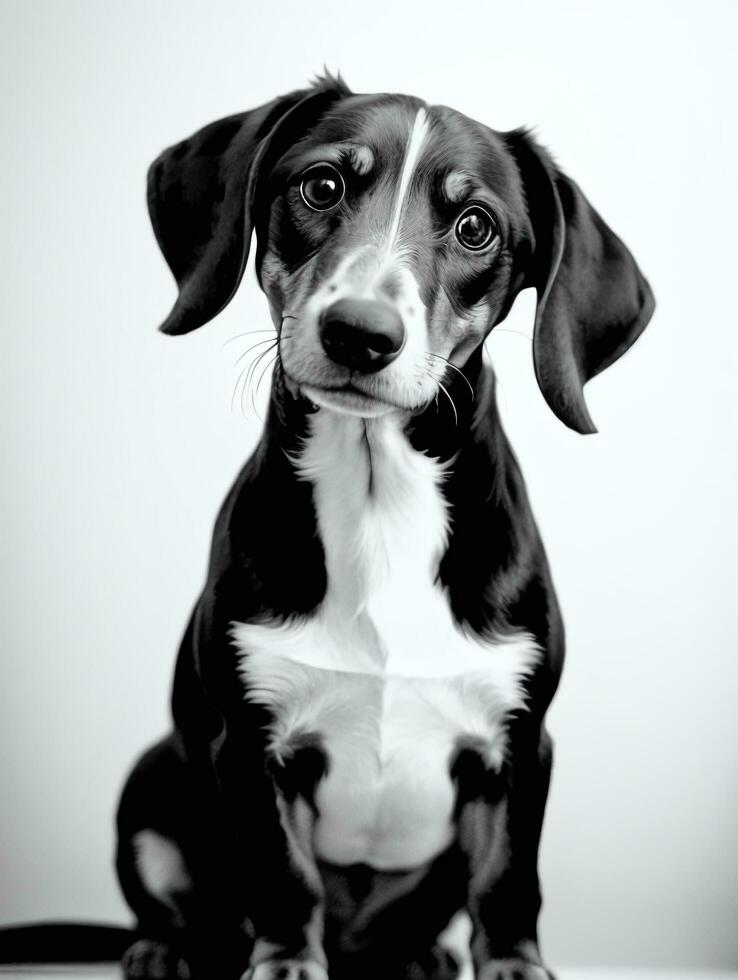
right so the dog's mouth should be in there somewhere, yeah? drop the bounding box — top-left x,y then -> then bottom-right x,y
301,383 -> 398,418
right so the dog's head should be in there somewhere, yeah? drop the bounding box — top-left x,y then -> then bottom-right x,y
148,74 -> 654,433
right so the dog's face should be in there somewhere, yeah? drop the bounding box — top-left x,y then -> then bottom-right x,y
260,97 -> 531,417
148,76 -> 654,432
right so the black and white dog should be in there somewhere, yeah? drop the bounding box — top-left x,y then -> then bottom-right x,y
116,74 -> 654,980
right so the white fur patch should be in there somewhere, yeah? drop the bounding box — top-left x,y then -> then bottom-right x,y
132,829 -> 191,905
233,411 -> 540,870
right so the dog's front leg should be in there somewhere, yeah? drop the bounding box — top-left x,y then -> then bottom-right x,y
457,721 -> 555,980
214,724 -> 328,980
169,605 -> 330,980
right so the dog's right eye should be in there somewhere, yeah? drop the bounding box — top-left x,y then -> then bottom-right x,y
299,164 -> 346,212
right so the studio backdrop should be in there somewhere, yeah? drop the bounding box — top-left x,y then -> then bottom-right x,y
1,0 -> 736,972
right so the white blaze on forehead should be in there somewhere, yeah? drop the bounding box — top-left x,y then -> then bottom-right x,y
385,108 -> 430,253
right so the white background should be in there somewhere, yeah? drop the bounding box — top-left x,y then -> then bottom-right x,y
1,0 -> 737,971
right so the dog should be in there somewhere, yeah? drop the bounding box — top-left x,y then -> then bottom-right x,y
115,72 -> 654,980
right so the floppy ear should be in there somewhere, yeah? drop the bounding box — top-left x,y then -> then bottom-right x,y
506,130 -> 655,433
148,77 -> 350,335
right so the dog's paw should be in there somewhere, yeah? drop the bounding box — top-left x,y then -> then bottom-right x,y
478,960 -> 553,980
406,944 -> 462,980
243,960 -> 328,980
121,938 -> 190,979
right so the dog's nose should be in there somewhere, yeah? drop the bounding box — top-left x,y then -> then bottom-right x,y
319,298 -> 405,373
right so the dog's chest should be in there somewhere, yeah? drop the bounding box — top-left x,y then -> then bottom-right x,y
234,411 -> 538,870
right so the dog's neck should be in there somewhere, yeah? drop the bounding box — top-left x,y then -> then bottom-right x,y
293,410 -> 450,624
210,350 -> 530,640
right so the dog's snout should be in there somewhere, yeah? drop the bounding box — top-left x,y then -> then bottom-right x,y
319,298 -> 405,373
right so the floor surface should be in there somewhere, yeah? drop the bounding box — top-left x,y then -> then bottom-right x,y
1,967 -> 737,979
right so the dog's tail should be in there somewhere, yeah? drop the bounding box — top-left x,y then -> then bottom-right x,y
0,921 -> 133,964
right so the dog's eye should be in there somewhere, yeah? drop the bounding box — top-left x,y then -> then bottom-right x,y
455,206 -> 498,251
299,164 -> 346,212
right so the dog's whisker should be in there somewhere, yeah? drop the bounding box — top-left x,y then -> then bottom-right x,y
240,348 -> 265,418
245,342 -> 277,397
425,352 -> 475,400
415,364 -> 449,421
251,350 -> 272,416
254,351 -> 279,414
231,344 -> 275,413
239,351 -> 257,418
233,336 -> 280,368
436,379 -> 458,427
221,329 -> 276,351
239,365 -> 248,418
231,359 -> 253,414
244,341 -> 279,417
230,338 -> 278,417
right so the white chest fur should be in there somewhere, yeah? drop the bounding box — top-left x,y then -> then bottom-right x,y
233,410 -> 539,871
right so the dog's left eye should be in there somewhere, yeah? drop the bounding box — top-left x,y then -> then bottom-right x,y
299,164 -> 346,212
455,205 -> 498,251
